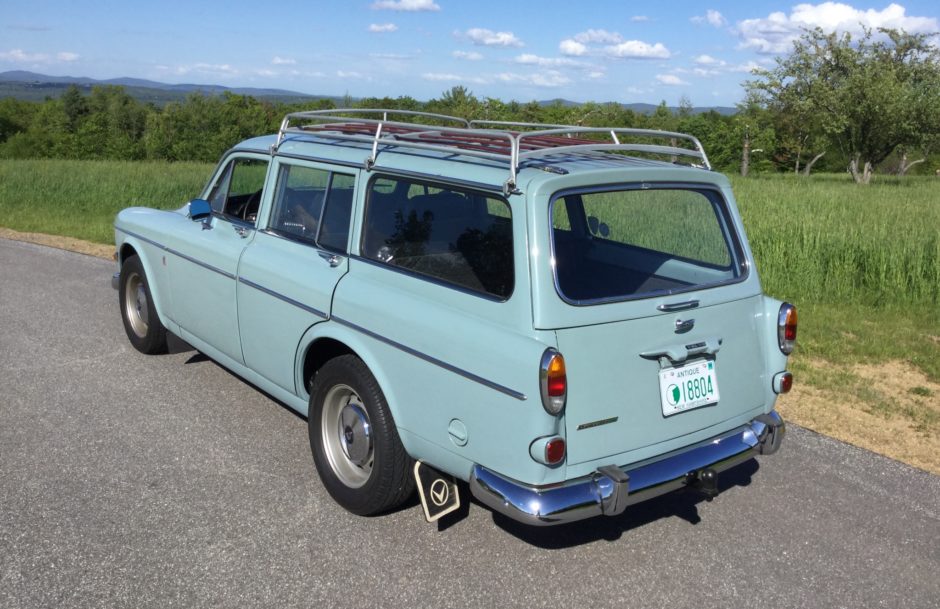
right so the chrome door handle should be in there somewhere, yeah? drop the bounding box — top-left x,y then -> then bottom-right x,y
234,225 -> 250,238
657,299 -> 699,312
318,251 -> 343,267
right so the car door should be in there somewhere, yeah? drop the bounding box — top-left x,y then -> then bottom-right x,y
170,153 -> 270,364
235,160 -> 355,394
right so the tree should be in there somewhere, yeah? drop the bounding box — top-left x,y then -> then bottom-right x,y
747,27 -> 940,184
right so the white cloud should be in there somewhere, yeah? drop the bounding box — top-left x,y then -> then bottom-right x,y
692,9 -> 727,27
161,63 -> 238,77
371,0 -> 439,11
559,39 -> 587,56
587,70 -> 605,79
422,72 -> 489,84
605,40 -> 671,59
368,23 -> 398,33
574,29 -> 623,44
631,15 -> 650,22
693,67 -> 721,77
729,61 -> 763,73
693,54 -> 725,66
462,28 -> 523,47
272,56 -> 296,65
496,70 -> 571,87
514,53 -> 581,67
0,48 -> 79,64
337,70 -> 365,79
736,2 -> 939,54
452,50 -> 483,60
656,74 -> 690,86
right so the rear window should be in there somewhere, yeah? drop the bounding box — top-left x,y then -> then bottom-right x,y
551,186 -> 743,303
362,176 -> 514,299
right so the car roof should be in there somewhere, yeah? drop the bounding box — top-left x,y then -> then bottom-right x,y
231,110 -> 721,196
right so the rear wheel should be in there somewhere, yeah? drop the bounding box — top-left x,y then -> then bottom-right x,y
308,355 -> 414,515
119,255 -> 168,354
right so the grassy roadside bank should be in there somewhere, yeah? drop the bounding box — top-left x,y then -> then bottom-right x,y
1,159 -> 937,473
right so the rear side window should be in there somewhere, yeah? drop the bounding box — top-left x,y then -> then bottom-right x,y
362,177 -> 514,299
269,164 -> 354,253
551,186 -> 742,303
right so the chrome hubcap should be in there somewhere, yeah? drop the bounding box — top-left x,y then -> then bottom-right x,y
124,272 -> 149,338
321,384 -> 373,488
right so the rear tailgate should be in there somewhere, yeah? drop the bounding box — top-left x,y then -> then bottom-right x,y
559,295 -> 768,465
527,176 -> 770,466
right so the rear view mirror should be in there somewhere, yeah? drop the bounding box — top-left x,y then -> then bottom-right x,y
189,199 -> 212,221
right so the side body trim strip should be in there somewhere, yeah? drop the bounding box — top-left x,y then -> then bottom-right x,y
332,316 -> 527,401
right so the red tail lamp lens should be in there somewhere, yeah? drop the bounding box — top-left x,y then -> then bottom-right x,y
778,303 -> 797,355
545,438 -> 566,464
540,350 -> 567,415
780,372 -> 793,393
547,355 -> 566,397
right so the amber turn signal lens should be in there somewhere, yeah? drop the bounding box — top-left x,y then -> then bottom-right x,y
540,349 -> 567,415
778,303 -> 797,355
547,354 -> 566,397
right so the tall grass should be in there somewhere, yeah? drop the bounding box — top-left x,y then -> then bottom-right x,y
732,174 -> 939,307
0,159 -> 212,244
0,159 -> 937,307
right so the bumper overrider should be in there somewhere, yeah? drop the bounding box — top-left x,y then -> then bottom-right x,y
469,411 -> 784,526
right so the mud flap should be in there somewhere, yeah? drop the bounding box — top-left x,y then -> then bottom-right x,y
414,461 -> 460,522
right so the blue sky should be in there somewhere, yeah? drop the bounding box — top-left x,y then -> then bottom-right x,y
2,1 -> 938,106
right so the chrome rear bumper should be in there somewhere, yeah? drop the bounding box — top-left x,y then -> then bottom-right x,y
469,410 -> 784,526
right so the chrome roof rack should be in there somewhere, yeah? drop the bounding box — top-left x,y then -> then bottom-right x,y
276,109 -> 712,194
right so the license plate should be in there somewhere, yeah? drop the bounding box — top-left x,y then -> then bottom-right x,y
659,359 -> 720,417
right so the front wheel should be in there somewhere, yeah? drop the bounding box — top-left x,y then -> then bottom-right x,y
119,255 -> 168,354
308,355 -> 414,515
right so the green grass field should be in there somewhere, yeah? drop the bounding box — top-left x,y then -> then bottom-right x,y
0,159 -> 213,244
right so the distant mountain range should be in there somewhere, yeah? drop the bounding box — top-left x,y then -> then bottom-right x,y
0,71 -> 737,115
0,70 -> 337,105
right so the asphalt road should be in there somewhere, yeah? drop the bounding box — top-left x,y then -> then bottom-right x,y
1,237 -> 939,609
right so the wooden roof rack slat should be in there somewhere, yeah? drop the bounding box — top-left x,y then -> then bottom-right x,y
275,109 -> 712,194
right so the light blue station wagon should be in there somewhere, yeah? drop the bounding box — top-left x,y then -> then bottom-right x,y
113,109 -> 796,526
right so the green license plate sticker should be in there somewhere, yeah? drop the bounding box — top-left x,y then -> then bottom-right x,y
659,360 -> 720,416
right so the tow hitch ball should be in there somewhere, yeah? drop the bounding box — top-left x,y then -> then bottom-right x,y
687,468 -> 719,501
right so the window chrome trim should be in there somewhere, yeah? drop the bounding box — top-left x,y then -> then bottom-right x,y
369,168 -> 507,194
349,255 -> 510,303
275,152 -> 364,170
358,174 -> 516,301
332,316 -> 527,401
548,182 -> 749,307
237,277 -> 328,319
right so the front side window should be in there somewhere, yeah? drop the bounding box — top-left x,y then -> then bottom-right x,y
551,186 -> 743,303
362,177 -> 514,299
269,164 -> 354,253
207,157 -> 268,224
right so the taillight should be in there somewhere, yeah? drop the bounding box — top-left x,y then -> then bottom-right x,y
540,349 -> 567,415
529,435 -> 567,465
778,303 -> 797,355
545,437 -> 566,464
773,371 -> 793,394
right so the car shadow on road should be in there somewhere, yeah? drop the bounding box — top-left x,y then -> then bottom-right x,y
485,458 -> 760,548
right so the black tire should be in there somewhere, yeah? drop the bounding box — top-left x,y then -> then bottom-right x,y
119,255 -> 168,355
308,355 -> 415,515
